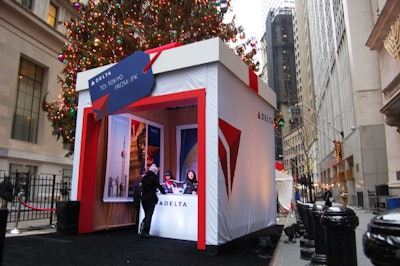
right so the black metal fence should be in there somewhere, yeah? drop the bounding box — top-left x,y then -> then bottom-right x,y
3,174 -> 70,225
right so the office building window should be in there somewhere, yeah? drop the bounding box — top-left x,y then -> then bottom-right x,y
47,2 -> 57,28
12,58 -> 44,143
16,0 -> 32,9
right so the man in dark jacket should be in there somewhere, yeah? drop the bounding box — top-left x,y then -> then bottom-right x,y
140,164 -> 166,238
133,169 -> 146,226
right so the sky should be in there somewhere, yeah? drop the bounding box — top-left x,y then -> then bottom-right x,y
224,0 -> 265,69
229,0 -> 264,41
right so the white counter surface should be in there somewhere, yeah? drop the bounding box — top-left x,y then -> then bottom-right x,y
139,194 -> 198,241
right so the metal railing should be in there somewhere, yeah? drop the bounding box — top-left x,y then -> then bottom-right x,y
3,174 -> 70,225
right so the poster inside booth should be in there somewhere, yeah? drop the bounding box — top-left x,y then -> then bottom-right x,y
177,124 -> 198,181
104,114 -> 163,202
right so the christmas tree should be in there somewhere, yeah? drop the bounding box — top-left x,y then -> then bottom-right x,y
43,0 -> 259,157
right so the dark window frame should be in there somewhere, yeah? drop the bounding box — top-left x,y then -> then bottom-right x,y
47,2 -> 58,28
11,57 -> 44,143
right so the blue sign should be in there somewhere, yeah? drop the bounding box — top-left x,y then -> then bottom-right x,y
89,51 -> 155,121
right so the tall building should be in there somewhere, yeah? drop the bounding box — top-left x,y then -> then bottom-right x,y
264,7 -> 300,164
259,0 -> 396,206
366,0 -> 400,195
260,0 -> 295,35
0,0 -> 75,183
283,0 -> 319,201
260,0 -> 295,82
305,0 -> 388,207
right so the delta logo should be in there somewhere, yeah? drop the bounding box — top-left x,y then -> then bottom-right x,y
218,118 -> 241,199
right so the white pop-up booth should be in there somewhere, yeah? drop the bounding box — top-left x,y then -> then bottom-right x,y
72,37 -> 277,250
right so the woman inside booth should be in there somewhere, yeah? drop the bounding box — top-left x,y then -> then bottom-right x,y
163,169 -> 175,193
183,170 -> 198,195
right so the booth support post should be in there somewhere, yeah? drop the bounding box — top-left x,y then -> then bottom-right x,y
197,90 -> 206,250
77,108 -> 100,233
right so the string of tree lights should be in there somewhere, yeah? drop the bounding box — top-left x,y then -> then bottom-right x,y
42,0 -> 260,157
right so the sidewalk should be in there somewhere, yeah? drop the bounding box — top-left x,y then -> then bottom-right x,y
270,201 -> 376,266
5,218 -> 56,238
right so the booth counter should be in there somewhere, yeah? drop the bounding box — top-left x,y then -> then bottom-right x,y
139,194 -> 198,241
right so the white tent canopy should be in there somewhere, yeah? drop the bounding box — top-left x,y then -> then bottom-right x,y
275,170 -> 293,213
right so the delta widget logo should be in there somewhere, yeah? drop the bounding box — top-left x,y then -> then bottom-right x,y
218,118 -> 241,199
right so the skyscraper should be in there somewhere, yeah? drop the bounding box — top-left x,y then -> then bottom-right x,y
264,6 -> 299,162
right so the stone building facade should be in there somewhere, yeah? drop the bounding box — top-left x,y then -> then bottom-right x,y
0,0 -> 75,182
366,0 -> 400,196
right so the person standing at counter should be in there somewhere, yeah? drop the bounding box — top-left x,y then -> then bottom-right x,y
133,169 -> 146,226
183,170 -> 198,195
140,164 -> 166,238
163,169 -> 175,193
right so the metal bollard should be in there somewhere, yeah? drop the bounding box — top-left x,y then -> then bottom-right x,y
10,191 -> 25,234
321,206 -> 359,266
309,204 -> 327,265
299,202 -> 312,244
296,200 -> 306,236
300,203 -> 315,260
363,208 -> 400,266
298,201 -> 307,224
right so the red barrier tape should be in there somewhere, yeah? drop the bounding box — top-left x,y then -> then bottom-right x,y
20,200 -> 56,212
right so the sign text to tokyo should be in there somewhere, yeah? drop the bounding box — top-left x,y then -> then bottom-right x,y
89,51 -> 154,121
